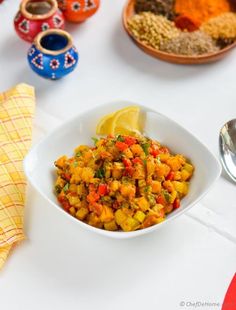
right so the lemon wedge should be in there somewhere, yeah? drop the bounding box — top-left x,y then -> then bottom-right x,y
96,112 -> 115,135
96,106 -> 142,136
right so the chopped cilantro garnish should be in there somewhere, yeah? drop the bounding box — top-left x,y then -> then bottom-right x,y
156,157 -> 161,164
141,143 -> 150,155
95,167 -> 105,178
144,185 -> 151,193
117,135 -> 125,142
143,159 -> 147,166
92,137 -> 99,145
73,161 -> 78,167
163,191 -> 171,203
55,185 -> 61,194
147,194 -> 156,206
63,183 -> 69,192
76,151 -> 82,157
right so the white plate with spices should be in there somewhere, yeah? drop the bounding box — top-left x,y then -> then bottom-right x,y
24,101 -> 221,238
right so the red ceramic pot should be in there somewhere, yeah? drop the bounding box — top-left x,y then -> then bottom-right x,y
14,0 -> 65,42
57,0 -> 100,23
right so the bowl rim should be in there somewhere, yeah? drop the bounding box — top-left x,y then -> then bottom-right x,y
34,29 -> 73,56
24,101 -> 222,239
123,0 -> 236,64
20,0 -> 58,21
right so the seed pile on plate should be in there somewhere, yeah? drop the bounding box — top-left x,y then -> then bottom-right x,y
128,0 -> 236,56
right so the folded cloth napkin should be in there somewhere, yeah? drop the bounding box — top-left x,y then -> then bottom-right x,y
0,83 -> 35,269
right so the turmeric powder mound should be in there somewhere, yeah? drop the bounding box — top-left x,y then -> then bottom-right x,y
175,0 -> 231,25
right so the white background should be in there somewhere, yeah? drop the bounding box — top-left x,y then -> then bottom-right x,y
0,1 -> 236,309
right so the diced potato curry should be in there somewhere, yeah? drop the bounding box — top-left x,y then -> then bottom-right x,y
54,134 -> 194,232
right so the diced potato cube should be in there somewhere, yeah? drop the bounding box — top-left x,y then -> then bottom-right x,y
169,190 -> 177,203
123,148 -> 133,158
166,157 -> 183,171
87,213 -> 103,228
104,162 -> 113,179
151,204 -> 165,217
110,180 -> 120,191
69,184 -> 77,193
77,183 -> 86,196
158,153 -> 170,162
163,180 -> 174,192
112,162 -> 124,179
135,197 -> 150,211
134,211 -> 146,223
100,206 -> 114,223
115,209 -> 127,225
74,145 -> 89,153
55,155 -> 67,169
55,177 -> 65,189
67,194 -> 80,206
142,215 -> 158,228
133,164 -> 145,179
120,217 -> 140,232
172,181 -> 189,196
130,144 -> 143,156
70,167 -> 83,184
81,167 -> 94,183
120,184 -> 136,199
69,207 -> 76,216
183,163 -> 194,173
164,204 -> 173,214
83,150 -> 93,163
151,180 -> 161,194
181,169 -> 191,181
146,157 -> 155,176
155,163 -> 170,178
104,220 -> 118,231
156,217 -> 165,224
76,207 -> 88,220
173,171 -> 182,180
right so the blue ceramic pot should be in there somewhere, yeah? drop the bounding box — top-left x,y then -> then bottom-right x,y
27,29 -> 79,80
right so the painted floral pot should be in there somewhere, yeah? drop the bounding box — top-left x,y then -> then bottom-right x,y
57,0 -> 100,23
27,29 -> 79,80
14,0 -> 65,42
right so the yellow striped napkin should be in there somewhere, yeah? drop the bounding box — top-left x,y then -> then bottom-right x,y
0,83 -> 35,269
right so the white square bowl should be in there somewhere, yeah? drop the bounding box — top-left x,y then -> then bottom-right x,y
24,102 -> 221,239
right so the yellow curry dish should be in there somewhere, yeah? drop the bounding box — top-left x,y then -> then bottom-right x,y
54,134 -> 194,232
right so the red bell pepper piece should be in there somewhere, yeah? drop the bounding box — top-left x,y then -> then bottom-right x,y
123,166 -> 135,177
132,157 -> 143,165
124,136 -> 136,146
98,184 -> 109,196
87,192 -> 100,204
160,147 -> 169,154
150,149 -> 160,158
115,141 -> 128,151
62,173 -> 71,181
166,171 -> 175,181
122,158 -> 132,167
173,198 -> 180,209
58,195 -> 71,212
89,203 -> 103,216
156,195 -> 166,206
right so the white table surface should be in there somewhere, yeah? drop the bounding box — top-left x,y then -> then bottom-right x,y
0,1 -> 236,309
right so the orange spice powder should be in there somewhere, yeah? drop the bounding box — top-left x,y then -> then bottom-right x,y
175,0 -> 231,25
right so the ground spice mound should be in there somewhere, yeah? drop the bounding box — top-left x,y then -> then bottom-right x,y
201,12 -> 236,46
175,0 -> 231,25
159,31 -> 219,55
128,12 -> 180,50
135,0 -> 175,20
